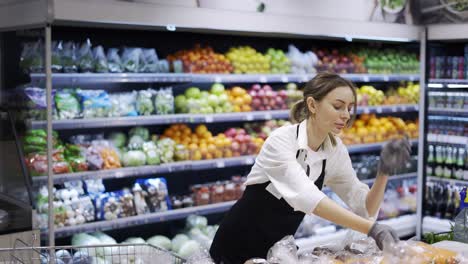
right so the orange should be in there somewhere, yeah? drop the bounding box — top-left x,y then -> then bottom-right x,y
241,105 -> 252,112
195,125 -> 208,136
203,131 -> 213,139
242,94 -> 252,104
233,97 -> 244,106
233,105 -> 241,112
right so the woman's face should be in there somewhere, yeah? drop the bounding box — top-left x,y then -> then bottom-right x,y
309,86 -> 355,135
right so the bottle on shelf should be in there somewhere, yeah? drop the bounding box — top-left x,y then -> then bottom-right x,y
445,186 -> 455,220
444,145 -> 454,179
455,147 -> 465,180
454,187 -> 468,243
427,144 -> 434,176
424,184 -> 433,217
435,145 -> 444,178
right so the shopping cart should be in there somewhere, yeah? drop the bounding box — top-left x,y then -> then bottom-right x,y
0,238 -> 186,264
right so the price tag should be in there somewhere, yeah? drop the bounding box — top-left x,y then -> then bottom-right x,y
216,161 -> 225,168
246,114 -> 254,121
363,108 -> 370,114
205,116 -> 214,123
391,106 -> 398,112
245,157 -> 254,164
259,76 -> 267,83
376,107 -> 383,114
214,76 -> 222,83
401,105 -> 407,111
383,75 -> 390,82
409,75 -> 415,81
362,76 -> 370,82
264,113 -> 272,120
281,76 -> 289,83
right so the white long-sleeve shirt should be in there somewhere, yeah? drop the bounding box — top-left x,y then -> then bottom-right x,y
244,119 -> 371,218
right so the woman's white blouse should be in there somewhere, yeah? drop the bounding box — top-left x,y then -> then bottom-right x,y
244,119 -> 371,218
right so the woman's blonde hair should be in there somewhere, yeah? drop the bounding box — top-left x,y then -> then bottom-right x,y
290,72 -> 358,146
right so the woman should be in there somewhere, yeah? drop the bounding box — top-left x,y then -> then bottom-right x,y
209,72 -> 411,264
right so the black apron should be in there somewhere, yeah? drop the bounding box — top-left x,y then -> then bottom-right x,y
209,125 -> 327,264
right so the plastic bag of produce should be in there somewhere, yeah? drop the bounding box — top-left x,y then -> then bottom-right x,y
64,144 -> 88,172
64,180 -> 85,196
93,45 -> 108,73
109,92 -> 138,117
132,183 -> 150,215
94,193 -> 121,221
84,179 -> 106,194
76,89 -> 111,118
157,138 -> 175,163
113,189 -> 136,218
106,48 -> 123,73
108,132 -> 127,148
51,41 -> 63,73
382,240 -> 459,264
158,59 -> 170,73
136,89 -> 155,115
129,126 -> 150,141
122,47 -> 142,73
89,140 -> 121,169
77,39 -> 94,73
62,41 -> 78,73
55,90 -> 81,120
186,248 -> 215,264
22,87 -> 54,120
139,48 -> 159,73
85,144 -> 104,170
267,236 -> 299,264
137,178 -> 170,212
155,87 -> 174,115
122,150 -> 146,167
19,40 -> 44,74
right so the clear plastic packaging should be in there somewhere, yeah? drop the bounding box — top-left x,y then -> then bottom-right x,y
19,40 -> 44,74
155,87 -> 174,115
62,41 -> 78,73
77,39 -> 94,73
107,48 -> 123,73
139,48 -> 159,73
137,178 -> 170,212
76,89 -> 111,118
122,47 -> 142,73
51,41 -> 63,73
383,240 -> 459,264
109,92 -> 138,117
94,193 -> 121,221
93,45 -> 109,73
23,87 -> 53,120
136,89 -> 155,115
55,90 -> 81,120
267,236 -> 299,264
113,189 -> 136,218
132,183 -> 150,215
84,179 -> 106,195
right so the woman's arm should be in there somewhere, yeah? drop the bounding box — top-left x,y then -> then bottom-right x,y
366,174 -> 388,217
313,196 -> 373,234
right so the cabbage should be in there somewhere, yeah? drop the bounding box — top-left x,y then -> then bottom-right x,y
171,234 -> 190,253
122,237 -> 146,244
55,250 -> 72,264
91,232 -> 117,245
72,233 -> 104,257
142,141 -> 157,152
128,135 -> 144,150
178,240 -> 201,258
129,127 -> 149,141
122,150 -> 146,167
147,235 -> 172,251
188,228 -> 212,249
146,149 -> 161,165
108,132 -> 126,148
186,215 -> 208,229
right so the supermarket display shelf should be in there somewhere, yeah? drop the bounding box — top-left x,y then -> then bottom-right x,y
47,200 -> 237,239
428,115 -> 468,123
31,141 -> 418,185
428,79 -> 468,88
428,24 -> 468,41
296,214 -> 417,254
32,155 -> 257,185
428,107 -> 468,115
427,133 -> 467,145
426,176 -> 468,186
29,73 -> 420,85
28,105 -> 419,130
422,216 -> 454,234
361,172 -> 417,185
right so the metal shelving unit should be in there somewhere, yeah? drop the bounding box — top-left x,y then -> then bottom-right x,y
28,105 -> 419,130
428,107 -> 468,115
426,176 -> 468,186
427,134 -> 468,145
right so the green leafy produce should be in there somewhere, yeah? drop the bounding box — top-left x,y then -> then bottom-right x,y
129,127 -> 150,141
122,150 -> 146,167
109,132 -> 127,148
147,235 -> 172,250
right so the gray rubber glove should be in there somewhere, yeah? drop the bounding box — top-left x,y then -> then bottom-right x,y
378,136 -> 411,176
367,222 -> 399,250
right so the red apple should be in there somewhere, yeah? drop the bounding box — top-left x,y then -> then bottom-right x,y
252,84 -> 261,91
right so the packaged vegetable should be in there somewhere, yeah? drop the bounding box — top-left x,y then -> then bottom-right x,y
155,88 -> 174,115
136,89 -> 155,115
139,48 -> 159,73
137,178 -> 170,212
108,132 -> 127,148
109,92 -> 137,117
122,150 -> 146,167
51,41 -> 63,73
114,189 -> 136,218
129,127 -> 150,141
157,138 -> 175,163
122,48 -> 142,73
77,39 -> 94,73
76,89 -> 111,118
94,193 -> 121,221
62,41 -> 78,73
127,135 -> 144,150
19,40 -> 44,74
106,48 -> 123,73
132,183 -> 150,215
93,45 -> 109,73
158,59 -> 170,73
145,149 -> 161,165
100,147 -> 121,169
174,144 -> 189,161
64,180 -> 85,196
85,144 -> 104,170
55,90 -> 81,120
22,87 -> 54,120
84,179 -> 105,194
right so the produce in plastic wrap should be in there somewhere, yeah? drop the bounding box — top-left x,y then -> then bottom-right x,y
139,48 -> 159,73
76,89 -> 111,118
157,138 -> 175,163
136,89 -> 155,115
51,41 -> 63,73
267,236 -> 299,264
25,152 -> 71,176
115,189 -> 136,218
186,249 -> 215,264
155,88 -> 174,115
122,48 -> 142,73
62,41 -> 78,73
93,45 -> 109,73
382,240 -> 460,264
108,132 -> 127,148
94,193 -> 121,220
142,141 -> 161,165
55,90 -> 81,120
19,40 -> 44,74
137,178 -> 170,212
109,92 -> 137,117
85,145 -> 104,170
158,59 -> 170,73
84,179 -> 105,194
22,87 -> 53,120
122,150 -> 146,167
174,144 -> 189,161
132,183 -> 150,215
64,144 -> 88,172
77,39 -> 94,73
100,147 -> 121,169
106,48 -> 123,73
178,240 -> 201,259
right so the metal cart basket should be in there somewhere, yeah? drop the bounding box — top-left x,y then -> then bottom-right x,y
0,239 -> 186,264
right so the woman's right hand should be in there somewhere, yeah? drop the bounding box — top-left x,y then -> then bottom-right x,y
378,137 -> 411,176
367,222 -> 400,250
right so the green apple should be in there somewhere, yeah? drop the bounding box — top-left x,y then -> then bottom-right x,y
185,87 -> 201,99
207,94 -> 220,107
219,94 -> 229,104
211,83 -> 225,95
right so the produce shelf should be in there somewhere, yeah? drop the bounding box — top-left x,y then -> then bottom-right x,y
31,141 -> 418,185
427,134 -> 468,145
428,79 -> 468,88
428,107 -> 468,115
29,73 -> 419,86
296,214 -> 417,254
428,115 -> 468,123
422,216 -> 454,234
47,201 -> 237,239
427,176 -> 468,186
28,105 -> 418,130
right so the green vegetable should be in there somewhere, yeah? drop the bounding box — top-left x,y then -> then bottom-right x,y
24,136 -> 47,146
147,235 -> 172,250
128,135 -> 144,150
122,150 -> 146,167
26,129 -> 47,138
129,127 -> 150,141
23,145 -> 46,154
109,132 -> 127,148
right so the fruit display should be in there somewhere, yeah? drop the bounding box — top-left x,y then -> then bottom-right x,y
226,86 -> 252,112
226,46 -> 270,74
175,84 -> 233,114
359,49 -> 419,74
356,82 -> 420,106
224,127 -> 264,157
265,48 -> 291,73
244,120 -> 291,140
166,44 -> 233,73
315,48 -> 357,74
248,84 -> 288,111
339,114 -> 418,145
284,83 -> 303,108
286,45 -> 318,74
